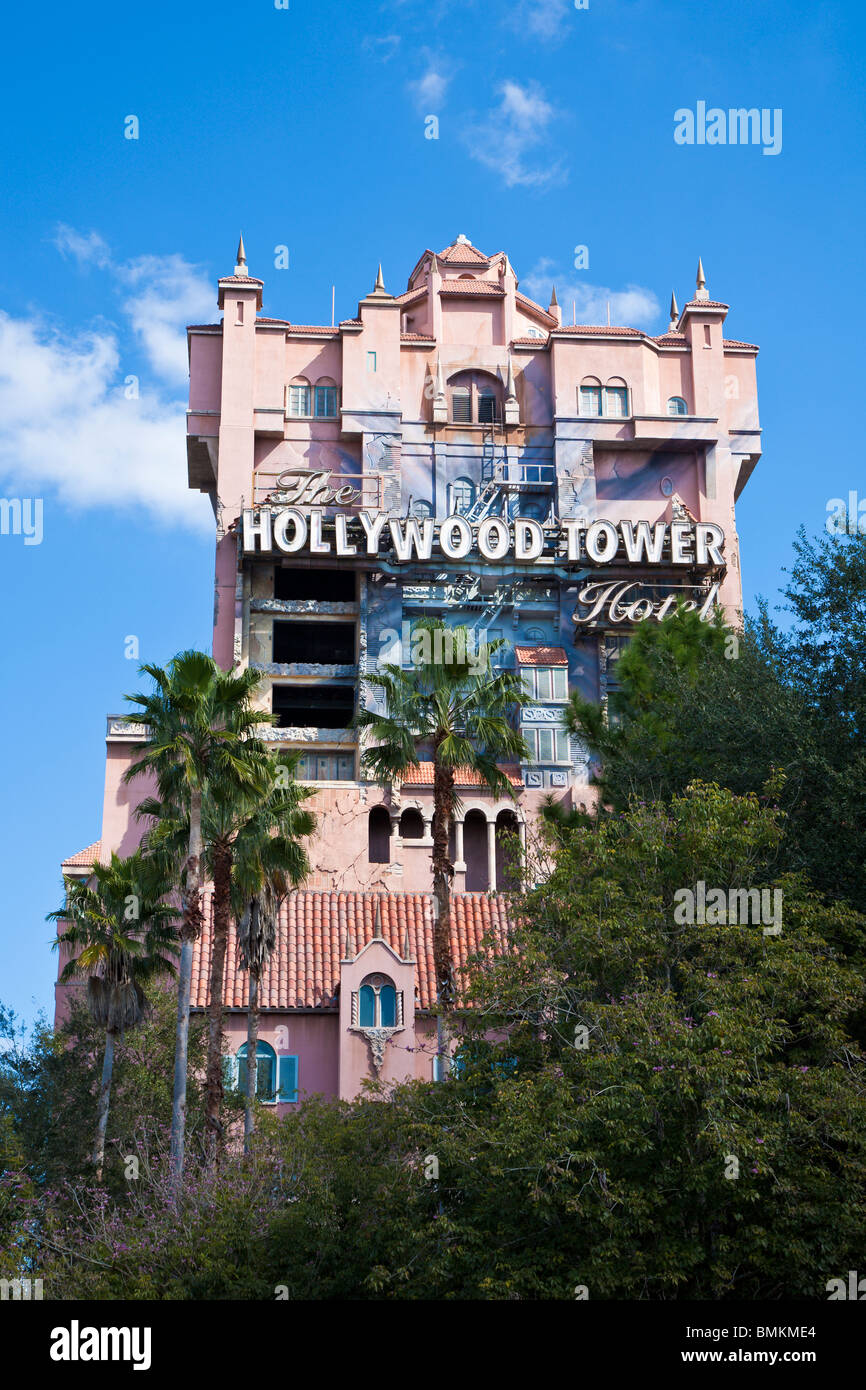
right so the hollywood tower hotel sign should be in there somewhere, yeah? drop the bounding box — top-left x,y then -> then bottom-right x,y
57,236 -> 760,1101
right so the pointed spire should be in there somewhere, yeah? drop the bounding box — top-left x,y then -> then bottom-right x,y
368,263 -> 392,300
375,263 -> 385,292
549,283 -> 559,308
434,354 -> 445,399
236,233 -> 246,267
695,257 -> 709,301
505,353 -> 517,401
668,290 -> 679,331
430,252 -> 439,274
373,895 -> 384,940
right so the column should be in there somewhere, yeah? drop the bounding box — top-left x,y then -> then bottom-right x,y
454,818 -> 465,872
487,818 -> 497,892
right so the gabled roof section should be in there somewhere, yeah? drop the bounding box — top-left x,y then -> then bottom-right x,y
438,236 -> 491,267
515,645 -> 568,666
62,840 -> 102,869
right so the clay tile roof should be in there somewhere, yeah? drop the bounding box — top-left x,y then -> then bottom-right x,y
514,645 -> 568,666
723,338 -> 759,350
218,274 -> 265,286
683,299 -> 729,310
401,762 -> 523,788
438,240 -> 490,265
654,332 -> 688,344
190,890 -> 514,1012
553,325 -> 643,337
439,279 -> 504,296
62,840 -> 102,868
511,336 -> 548,346
187,323 -> 222,330
285,324 -> 339,335
514,292 -> 556,322
256,317 -> 292,326
394,286 -> 428,307
401,332 -> 435,342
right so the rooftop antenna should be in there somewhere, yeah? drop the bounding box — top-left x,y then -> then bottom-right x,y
606,300 -> 611,327
331,285 -> 335,327
572,300 -> 576,325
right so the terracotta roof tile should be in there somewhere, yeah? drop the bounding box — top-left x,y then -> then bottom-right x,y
401,332 -> 435,342
512,335 -> 549,346
438,241 -> 491,265
514,292 -> 557,324
683,299 -> 729,310
439,279 -> 504,297
190,890 -> 514,1012
723,339 -> 759,350
552,325 -> 643,337
62,840 -> 102,868
218,275 -> 264,286
514,645 -> 568,666
402,763 -> 523,788
285,325 -> 340,335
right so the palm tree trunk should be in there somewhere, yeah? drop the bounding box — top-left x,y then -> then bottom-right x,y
205,841 -> 232,1161
93,1028 -> 116,1180
431,752 -> 455,1079
170,786 -> 203,1182
244,971 -> 259,1154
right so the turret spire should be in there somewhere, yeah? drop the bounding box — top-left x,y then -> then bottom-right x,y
695,257 -> 709,301
669,290 -> 679,331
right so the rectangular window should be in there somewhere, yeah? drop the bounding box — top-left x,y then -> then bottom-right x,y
478,392 -> 497,424
272,620 -> 356,666
367,351 -> 377,373
272,684 -> 356,729
295,752 -> 355,781
451,387 -> 472,423
603,386 -> 628,417
314,385 -> 338,418
278,1055 -> 299,1103
579,386 -> 602,415
521,666 -> 568,701
288,384 -> 311,417
527,727 -> 570,763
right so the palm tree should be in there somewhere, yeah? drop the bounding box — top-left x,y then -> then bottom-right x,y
48,852 -> 178,1180
231,754 -> 315,1151
357,620 -> 528,1073
123,650 -> 271,1180
138,749 -> 314,1157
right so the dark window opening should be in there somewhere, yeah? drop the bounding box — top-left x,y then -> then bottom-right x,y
272,684 -> 355,728
274,567 -> 356,602
400,808 -> 425,840
368,807 -> 391,864
273,621 -> 355,666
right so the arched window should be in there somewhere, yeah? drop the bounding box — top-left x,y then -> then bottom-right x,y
604,378 -> 629,417
288,377 -> 311,418
314,377 -> 339,418
448,370 -> 503,425
400,807 -> 425,840
236,1040 -> 277,1101
667,396 -> 688,416
368,806 -> 391,864
359,984 -> 376,1027
579,376 -> 602,416
410,498 -> 433,517
448,477 -> 476,515
354,974 -> 402,1029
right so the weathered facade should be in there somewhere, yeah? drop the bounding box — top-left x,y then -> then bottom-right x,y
58,234 -> 761,1102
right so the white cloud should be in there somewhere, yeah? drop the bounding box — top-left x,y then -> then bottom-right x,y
0,231 -> 216,530
407,54 -> 451,112
363,34 -> 401,62
512,0 -> 573,40
523,259 -> 661,328
116,254 -> 214,384
465,81 -> 567,189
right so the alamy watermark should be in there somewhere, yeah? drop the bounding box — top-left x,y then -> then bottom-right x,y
0,497 -> 43,545
673,882 -> 783,935
674,103 -> 782,156
826,492 -> 866,535
379,622 -> 493,673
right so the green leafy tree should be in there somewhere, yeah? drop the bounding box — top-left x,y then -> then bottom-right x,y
47,852 -> 178,1179
357,621 -> 528,1068
124,650 -> 270,1179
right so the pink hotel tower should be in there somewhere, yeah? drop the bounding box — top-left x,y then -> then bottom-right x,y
58,235 -> 761,1102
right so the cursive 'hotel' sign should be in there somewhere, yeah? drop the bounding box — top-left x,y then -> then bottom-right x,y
243,508 -> 726,568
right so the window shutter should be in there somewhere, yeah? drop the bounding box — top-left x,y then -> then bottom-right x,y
452,388 -> 471,423
278,1055 -> 299,1103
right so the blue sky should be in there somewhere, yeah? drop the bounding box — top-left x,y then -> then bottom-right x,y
1,0 -> 864,1026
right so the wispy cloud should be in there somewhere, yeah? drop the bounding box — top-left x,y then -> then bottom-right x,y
510,0 -> 574,41
407,52 -> 451,112
523,258 -> 661,328
464,81 -> 567,189
362,33 -> 401,62
0,230 -> 215,528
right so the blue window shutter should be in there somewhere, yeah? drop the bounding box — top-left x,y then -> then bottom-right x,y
278,1055 -> 299,1103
